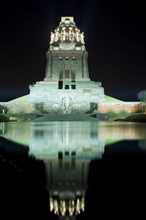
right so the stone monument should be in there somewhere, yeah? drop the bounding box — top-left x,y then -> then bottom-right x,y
29,17 -> 105,114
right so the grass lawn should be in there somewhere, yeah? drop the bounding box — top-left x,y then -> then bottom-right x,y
105,95 -> 124,103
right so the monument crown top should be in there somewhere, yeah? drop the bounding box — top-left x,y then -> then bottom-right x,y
61,17 -> 74,23
49,16 -> 85,46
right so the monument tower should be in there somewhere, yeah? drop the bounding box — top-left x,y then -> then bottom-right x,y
44,17 -> 89,84
29,17 -> 105,114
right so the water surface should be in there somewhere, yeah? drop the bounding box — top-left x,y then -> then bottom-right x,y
0,121 -> 146,219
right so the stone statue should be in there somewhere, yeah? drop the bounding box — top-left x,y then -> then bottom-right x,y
76,30 -> 80,42
69,27 -> 73,41
50,32 -> 54,44
62,28 -> 66,41
54,30 -> 59,42
71,30 -> 75,42
60,31 -> 63,41
62,96 -> 72,114
66,31 -> 69,41
80,32 -> 85,44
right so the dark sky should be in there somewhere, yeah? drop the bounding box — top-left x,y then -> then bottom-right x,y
0,0 -> 146,101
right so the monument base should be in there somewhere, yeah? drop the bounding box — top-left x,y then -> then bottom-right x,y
29,80 -> 105,114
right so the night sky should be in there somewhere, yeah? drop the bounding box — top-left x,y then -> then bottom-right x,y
0,0 -> 146,101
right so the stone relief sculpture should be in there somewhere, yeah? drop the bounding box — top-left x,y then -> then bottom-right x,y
80,32 -> 85,44
54,30 -> 59,42
49,19 -> 85,45
50,32 -> 54,44
62,97 -> 72,114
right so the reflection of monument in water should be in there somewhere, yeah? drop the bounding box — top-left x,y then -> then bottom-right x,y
28,122 -> 105,219
1,122 -> 105,219
28,122 -> 105,158
29,17 -> 105,114
1,121 -> 146,219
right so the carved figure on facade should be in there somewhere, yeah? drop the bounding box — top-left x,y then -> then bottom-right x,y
62,27 -> 66,41
69,27 -> 73,41
50,22 -> 85,45
62,96 -> 72,114
80,32 -> 85,44
54,30 -> 59,42
50,32 -> 54,44
71,30 -> 75,42
75,29 -> 80,42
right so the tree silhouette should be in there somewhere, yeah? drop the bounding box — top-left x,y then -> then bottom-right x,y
137,90 -> 146,112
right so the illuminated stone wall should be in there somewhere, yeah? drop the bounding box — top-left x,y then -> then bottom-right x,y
98,102 -> 141,113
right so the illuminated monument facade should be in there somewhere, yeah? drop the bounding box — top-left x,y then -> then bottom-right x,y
29,17 -> 105,114
0,17 -> 141,115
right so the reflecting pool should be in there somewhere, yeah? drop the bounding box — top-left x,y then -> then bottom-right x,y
0,121 -> 146,219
